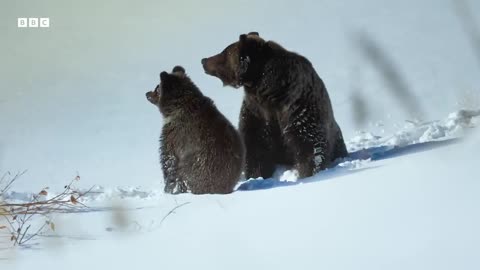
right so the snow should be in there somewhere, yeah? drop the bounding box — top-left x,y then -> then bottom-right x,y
1,0 -> 480,269
3,129 -> 480,269
2,109 -> 476,200
279,169 -> 299,182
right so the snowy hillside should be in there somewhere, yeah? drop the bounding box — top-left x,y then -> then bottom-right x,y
1,0 -> 480,269
2,110 -> 480,270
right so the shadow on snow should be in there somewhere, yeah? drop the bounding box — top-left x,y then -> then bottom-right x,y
237,138 -> 461,191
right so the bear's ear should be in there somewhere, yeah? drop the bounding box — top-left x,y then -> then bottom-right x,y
172,66 -> 185,74
248,31 -> 259,36
239,34 -> 248,43
160,71 -> 169,82
172,66 -> 186,78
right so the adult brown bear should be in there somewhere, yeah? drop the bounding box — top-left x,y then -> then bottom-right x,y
202,32 -> 348,179
146,66 -> 245,194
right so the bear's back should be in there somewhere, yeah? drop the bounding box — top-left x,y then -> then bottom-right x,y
168,97 -> 244,194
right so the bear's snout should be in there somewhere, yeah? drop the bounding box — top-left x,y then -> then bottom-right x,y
201,57 -> 214,75
201,57 -> 215,76
146,90 -> 159,105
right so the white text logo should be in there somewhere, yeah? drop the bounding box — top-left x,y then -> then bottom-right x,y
18,18 -> 50,28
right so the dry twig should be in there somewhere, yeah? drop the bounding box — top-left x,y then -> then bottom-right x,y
1,172 -> 93,246
159,202 -> 191,226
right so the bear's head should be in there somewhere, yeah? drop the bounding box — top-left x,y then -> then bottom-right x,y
201,32 -> 270,88
146,66 -> 198,116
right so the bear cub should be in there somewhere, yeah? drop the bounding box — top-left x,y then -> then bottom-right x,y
202,33 -> 348,180
146,66 -> 245,194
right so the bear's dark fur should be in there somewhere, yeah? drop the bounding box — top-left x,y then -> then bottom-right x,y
146,66 -> 245,194
202,33 -> 348,179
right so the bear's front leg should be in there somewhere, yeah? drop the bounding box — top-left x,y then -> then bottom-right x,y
286,138 -> 316,178
284,125 -> 327,178
160,142 -> 187,194
239,101 -> 276,179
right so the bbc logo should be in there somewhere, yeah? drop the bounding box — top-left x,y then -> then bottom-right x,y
18,18 -> 50,28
